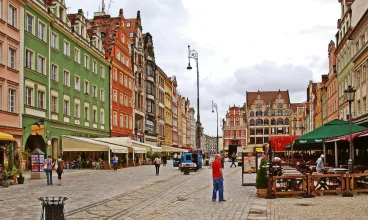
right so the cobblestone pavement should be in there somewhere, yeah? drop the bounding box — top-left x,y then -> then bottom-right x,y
0,161 -> 256,220
247,194 -> 368,220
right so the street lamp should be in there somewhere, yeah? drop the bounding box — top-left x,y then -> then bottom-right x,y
187,45 -> 201,154
344,85 -> 356,173
212,101 -> 219,154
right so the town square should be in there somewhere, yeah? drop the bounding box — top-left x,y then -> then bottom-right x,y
2,0 -> 368,219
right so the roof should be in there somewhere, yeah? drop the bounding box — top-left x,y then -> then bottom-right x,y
67,14 -> 77,25
125,18 -> 136,37
246,90 -> 290,108
44,0 -> 53,7
290,103 -> 303,112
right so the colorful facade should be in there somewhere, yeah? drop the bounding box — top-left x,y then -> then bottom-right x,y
222,105 -> 247,152
171,77 -> 178,146
0,0 -> 25,148
326,41 -> 339,122
164,76 -> 172,146
156,66 -> 166,146
23,1 -> 110,158
92,8 -> 134,138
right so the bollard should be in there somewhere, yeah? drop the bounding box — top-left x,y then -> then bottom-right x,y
39,197 -> 68,220
342,172 -> 353,197
302,173 -> 314,198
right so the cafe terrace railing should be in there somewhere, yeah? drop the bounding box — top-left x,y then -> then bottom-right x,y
350,172 -> 368,193
273,175 -> 307,196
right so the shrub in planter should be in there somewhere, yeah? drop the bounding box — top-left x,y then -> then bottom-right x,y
256,159 -> 269,197
17,168 -> 25,184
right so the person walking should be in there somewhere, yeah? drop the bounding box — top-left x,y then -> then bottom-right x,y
43,155 -> 54,185
230,153 -> 237,168
154,156 -> 161,175
55,156 -> 64,185
112,154 -> 118,171
212,154 -> 225,202
162,155 -> 167,166
316,154 -> 325,173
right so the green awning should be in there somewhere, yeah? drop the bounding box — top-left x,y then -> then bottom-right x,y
293,119 -> 368,147
285,144 -> 292,150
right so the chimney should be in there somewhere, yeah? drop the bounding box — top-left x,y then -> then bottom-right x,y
119,9 -> 123,16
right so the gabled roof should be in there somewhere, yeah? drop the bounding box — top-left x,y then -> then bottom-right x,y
246,90 -> 290,108
290,103 -> 303,112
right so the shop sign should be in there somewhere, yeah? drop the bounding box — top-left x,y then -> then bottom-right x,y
71,132 -> 99,138
31,154 -> 45,172
31,125 -> 44,136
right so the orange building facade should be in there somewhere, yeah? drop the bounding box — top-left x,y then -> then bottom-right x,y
93,9 -> 134,137
326,41 -> 339,122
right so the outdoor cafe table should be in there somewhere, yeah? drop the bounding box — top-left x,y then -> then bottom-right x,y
328,168 -> 348,174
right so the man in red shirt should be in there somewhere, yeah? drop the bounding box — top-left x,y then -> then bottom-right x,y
212,154 -> 226,202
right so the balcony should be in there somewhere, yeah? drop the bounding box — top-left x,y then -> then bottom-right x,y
147,75 -> 154,83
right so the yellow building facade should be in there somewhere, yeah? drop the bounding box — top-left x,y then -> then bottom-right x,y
164,77 -> 173,145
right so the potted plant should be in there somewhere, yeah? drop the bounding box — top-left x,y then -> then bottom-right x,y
256,159 -> 269,198
8,166 -> 19,183
2,169 -> 10,187
17,168 -> 25,184
122,157 -> 128,168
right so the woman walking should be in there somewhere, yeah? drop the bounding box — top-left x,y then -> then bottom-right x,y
43,155 -> 54,185
112,154 -> 118,171
56,156 -> 64,185
154,156 -> 161,175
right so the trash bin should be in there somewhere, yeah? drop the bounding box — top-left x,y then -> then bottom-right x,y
39,197 -> 68,220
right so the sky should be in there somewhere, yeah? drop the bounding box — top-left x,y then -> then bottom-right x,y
66,0 -> 341,136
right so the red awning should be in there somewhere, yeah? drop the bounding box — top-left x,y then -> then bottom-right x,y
324,130 -> 368,143
270,135 -> 300,152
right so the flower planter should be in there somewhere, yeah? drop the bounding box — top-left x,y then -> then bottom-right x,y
135,163 -> 140,166
257,189 -> 267,198
122,164 -> 128,168
17,176 -> 25,184
2,180 -> 10,187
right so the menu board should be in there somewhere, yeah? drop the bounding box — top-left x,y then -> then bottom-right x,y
243,152 -> 257,173
31,155 -> 45,172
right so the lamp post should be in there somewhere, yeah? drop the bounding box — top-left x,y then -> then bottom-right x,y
344,85 -> 356,173
212,101 -> 219,154
187,45 -> 201,154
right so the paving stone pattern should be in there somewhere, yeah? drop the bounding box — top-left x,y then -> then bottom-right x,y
0,161 -> 255,220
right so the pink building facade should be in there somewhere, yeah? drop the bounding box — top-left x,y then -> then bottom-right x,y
326,40 -> 339,122
0,0 -> 25,147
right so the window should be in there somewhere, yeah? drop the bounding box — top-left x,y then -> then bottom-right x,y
51,96 -> 57,112
84,54 -> 89,69
93,109 -> 97,123
113,112 -> 117,126
51,64 -> 58,81
84,106 -> 89,121
113,69 -> 117,81
25,87 -> 33,106
147,65 -> 153,76
129,116 -> 132,130
147,82 -> 154,95
92,85 -> 97,98
128,79 -> 132,89
125,115 -> 129,128
92,61 -> 97,73
100,110 -> 105,124
129,32 -> 134,38
363,66 -> 367,82
37,90 -> 45,109
8,5 -> 16,27
74,103 -> 80,118
128,97 -> 132,108
147,100 -> 154,113
124,75 -> 128,87
0,42 -> 2,64
8,47 -> 16,69
84,81 -> 89,94
126,22 -> 130,27
63,71 -> 70,86
124,95 -> 128,106
63,100 -> 69,115
8,89 -> 15,113
121,54 -> 124,63
74,76 -> 80,91
113,89 -> 117,102
63,41 -> 70,56
25,49 -> 33,69
38,21 -> 46,41
119,73 -> 123,84
26,14 -> 34,33
277,103 -> 283,108
37,56 -> 45,74
117,51 -> 120,61
74,48 -> 80,63
100,89 -> 105,102
364,97 -> 367,114
100,65 -> 104,78
120,93 -> 123,105
51,32 -> 58,49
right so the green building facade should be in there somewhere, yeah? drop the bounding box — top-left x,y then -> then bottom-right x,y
23,0 -> 110,159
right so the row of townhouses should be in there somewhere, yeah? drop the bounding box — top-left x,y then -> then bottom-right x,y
0,0 -> 198,158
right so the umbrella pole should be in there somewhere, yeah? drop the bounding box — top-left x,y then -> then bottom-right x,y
323,142 -> 326,163
335,142 -> 338,168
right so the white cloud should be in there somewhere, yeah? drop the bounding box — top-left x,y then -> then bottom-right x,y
66,0 -> 340,136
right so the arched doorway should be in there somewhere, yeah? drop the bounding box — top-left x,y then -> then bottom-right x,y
25,135 -> 46,170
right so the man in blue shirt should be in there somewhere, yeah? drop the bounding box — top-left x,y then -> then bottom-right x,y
316,154 -> 325,173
